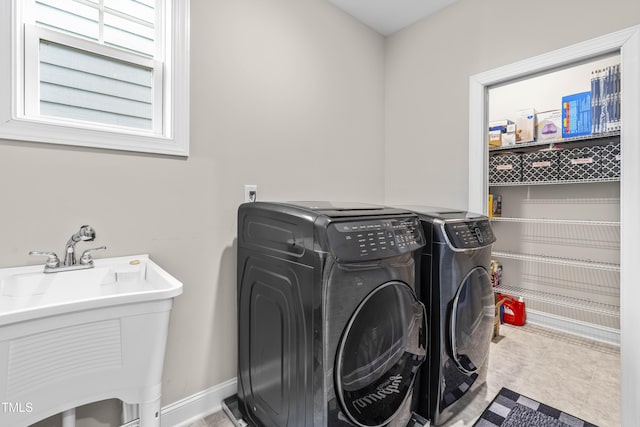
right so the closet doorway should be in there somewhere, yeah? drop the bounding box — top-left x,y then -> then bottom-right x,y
468,26 -> 640,426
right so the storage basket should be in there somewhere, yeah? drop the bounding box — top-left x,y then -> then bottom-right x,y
522,150 -> 559,182
558,146 -> 601,181
601,142 -> 621,178
489,153 -> 521,184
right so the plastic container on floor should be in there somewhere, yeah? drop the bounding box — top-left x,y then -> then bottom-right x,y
497,293 -> 526,326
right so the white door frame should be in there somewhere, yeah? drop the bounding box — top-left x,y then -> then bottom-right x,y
468,25 -> 640,426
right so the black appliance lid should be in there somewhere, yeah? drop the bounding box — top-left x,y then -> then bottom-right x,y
284,201 -> 411,218
398,205 -> 485,221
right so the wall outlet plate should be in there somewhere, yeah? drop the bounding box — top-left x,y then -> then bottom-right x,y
244,185 -> 257,202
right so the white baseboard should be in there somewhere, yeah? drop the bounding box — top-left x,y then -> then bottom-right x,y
160,378 -> 238,427
121,378 -> 237,427
527,309 -> 620,346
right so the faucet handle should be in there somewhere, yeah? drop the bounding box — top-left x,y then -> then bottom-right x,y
79,246 -> 107,265
29,251 -> 61,269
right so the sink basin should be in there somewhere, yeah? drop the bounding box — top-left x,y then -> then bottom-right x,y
0,254 -> 182,326
0,254 -> 183,426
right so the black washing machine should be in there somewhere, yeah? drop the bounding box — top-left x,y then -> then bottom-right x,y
407,207 -> 496,426
233,202 -> 430,427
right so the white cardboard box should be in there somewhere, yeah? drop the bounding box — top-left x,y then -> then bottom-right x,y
502,123 -> 516,146
515,108 -> 536,143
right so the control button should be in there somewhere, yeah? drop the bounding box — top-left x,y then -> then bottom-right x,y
474,227 -> 484,244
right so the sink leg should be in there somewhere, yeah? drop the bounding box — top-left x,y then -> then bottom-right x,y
122,402 -> 139,424
62,408 -> 76,427
139,398 -> 161,427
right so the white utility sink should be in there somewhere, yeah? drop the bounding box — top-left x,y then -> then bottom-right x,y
0,254 -> 182,326
0,254 -> 183,427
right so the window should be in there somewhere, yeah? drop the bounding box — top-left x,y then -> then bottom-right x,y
0,0 -> 190,156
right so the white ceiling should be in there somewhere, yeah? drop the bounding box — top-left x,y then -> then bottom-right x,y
328,0 -> 459,36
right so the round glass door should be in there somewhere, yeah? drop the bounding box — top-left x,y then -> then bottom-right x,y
335,281 -> 426,427
450,266 -> 494,374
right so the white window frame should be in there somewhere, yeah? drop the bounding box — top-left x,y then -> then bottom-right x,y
0,0 -> 190,156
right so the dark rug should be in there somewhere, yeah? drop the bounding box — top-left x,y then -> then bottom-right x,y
473,387 -> 598,427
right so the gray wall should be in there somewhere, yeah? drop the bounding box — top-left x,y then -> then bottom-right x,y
384,0 -> 640,209
2,1 -> 385,425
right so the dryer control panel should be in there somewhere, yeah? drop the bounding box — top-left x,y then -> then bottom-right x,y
327,217 -> 425,262
444,219 -> 495,249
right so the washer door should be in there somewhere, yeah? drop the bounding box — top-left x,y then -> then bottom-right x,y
335,281 -> 427,427
450,266 -> 494,374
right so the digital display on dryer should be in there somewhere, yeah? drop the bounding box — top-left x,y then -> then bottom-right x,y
444,220 -> 495,249
327,217 -> 425,262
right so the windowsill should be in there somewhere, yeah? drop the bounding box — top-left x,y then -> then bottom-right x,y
0,115 -> 189,156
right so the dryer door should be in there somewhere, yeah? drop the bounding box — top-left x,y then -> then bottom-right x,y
450,266 -> 494,374
335,281 -> 427,427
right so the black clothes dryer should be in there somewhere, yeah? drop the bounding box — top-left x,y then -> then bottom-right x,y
407,207 -> 496,426
236,202 -> 428,427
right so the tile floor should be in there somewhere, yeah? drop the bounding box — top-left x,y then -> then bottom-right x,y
443,323 -> 620,427
191,323 -> 620,427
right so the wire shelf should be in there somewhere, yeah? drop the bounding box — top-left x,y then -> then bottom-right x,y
489,177 -> 620,187
494,284 -> 620,317
491,251 -> 620,272
489,130 -> 620,152
490,217 -> 620,226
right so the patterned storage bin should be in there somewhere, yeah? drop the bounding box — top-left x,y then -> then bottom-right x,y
558,146 -> 601,181
489,153 -> 521,184
522,150 -> 559,182
601,142 -> 621,178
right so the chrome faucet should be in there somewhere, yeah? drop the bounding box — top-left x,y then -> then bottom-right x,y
64,225 -> 96,266
30,225 -> 107,273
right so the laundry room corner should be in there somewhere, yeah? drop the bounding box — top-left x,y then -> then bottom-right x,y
1,0 -> 639,425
